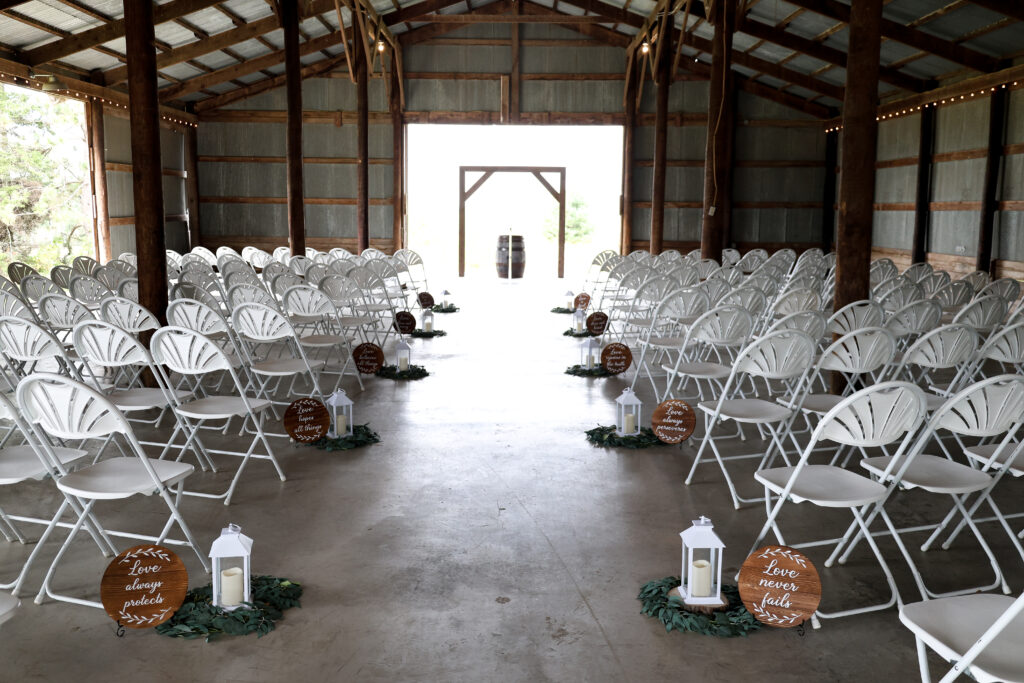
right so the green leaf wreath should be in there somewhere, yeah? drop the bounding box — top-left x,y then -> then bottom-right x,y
563,329 -> 597,338
585,425 -> 668,449
638,578 -> 761,637
156,575 -> 303,642
551,306 -> 575,314
432,304 -> 459,313
313,424 -> 380,451
565,364 -> 613,378
410,329 -> 447,338
376,364 -> 430,380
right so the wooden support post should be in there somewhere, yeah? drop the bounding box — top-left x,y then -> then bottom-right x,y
458,169 -> 466,277
510,0 -> 520,123
390,58 -> 404,253
124,0 -> 168,324
911,105 -> 935,265
87,75 -> 110,263
621,59 -> 636,256
978,88 -> 1007,275
283,0 -> 306,257
558,168 -> 566,278
821,129 -> 838,251
834,0 -> 881,313
356,38 -> 370,254
649,36 -> 671,256
184,103 -> 201,250
701,0 -> 735,263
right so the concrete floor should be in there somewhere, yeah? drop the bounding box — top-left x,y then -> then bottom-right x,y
2,275 -> 1023,682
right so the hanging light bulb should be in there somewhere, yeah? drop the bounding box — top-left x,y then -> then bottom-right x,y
377,40 -> 385,52
641,41 -> 650,54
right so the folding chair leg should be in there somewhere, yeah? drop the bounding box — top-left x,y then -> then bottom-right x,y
35,499 -> 103,608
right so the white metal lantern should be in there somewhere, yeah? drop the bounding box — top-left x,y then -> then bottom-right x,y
579,338 -> 601,369
210,523 -> 253,611
396,340 -> 411,371
565,289 -> 574,309
679,516 -> 725,605
326,388 -> 354,438
422,308 -> 434,333
573,307 -> 586,333
442,289 -> 451,307
615,387 -> 642,436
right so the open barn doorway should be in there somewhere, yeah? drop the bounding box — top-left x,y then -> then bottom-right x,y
406,125 -> 622,284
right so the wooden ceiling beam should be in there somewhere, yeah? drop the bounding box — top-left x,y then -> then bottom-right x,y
399,0 -> 515,46
967,0 -> 1024,23
784,0 -> 1002,72
194,52 -> 349,112
520,2 -> 629,48
549,0 -> 644,28
0,0 -> 26,9
687,58 -> 835,119
383,0 -> 467,25
411,13 -> 610,23
737,18 -> 931,92
158,30 -> 343,101
24,0 -> 226,66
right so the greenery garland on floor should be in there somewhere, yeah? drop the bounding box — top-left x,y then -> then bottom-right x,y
156,575 -> 303,642
411,329 -> 447,338
376,364 -> 430,380
638,578 -> 761,637
585,425 -> 668,449
551,306 -> 575,314
563,328 -> 596,338
312,424 -> 381,451
565,364 -> 613,378
432,304 -> 459,313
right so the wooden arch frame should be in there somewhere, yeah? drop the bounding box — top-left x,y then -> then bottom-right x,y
458,165 -> 567,278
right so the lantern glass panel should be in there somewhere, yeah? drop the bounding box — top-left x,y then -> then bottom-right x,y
422,310 -> 434,332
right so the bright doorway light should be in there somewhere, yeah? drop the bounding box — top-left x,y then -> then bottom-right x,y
406,125 -> 622,284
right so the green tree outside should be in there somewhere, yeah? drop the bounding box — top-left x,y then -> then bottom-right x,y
543,194 -> 594,245
0,84 -> 91,276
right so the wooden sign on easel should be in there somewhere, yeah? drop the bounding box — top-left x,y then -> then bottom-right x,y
100,545 -> 188,629
651,400 -> 696,444
417,292 -> 435,308
353,343 -> 385,374
738,545 -> 821,628
586,312 -> 609,336
283,398 -> 331,442
394,311 -> 416,334
573,293 -> 591,311
600,342 -> 632,375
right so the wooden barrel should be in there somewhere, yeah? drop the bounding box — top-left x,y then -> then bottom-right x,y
496,235 -> 525,278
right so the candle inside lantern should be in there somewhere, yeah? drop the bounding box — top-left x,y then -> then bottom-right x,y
690,559 -> 712,597
576,320 -> 584,333
221,566 -> 244,606
585,352 -> 593,370
337,413 -> 348,435
399,356 -> 409,371
624,412 -> 636,434
424,319 -> 433,332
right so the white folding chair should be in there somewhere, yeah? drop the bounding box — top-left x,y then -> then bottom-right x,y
282,286 -> 363,391
661,305 -> 754,404
826,300 -> 884,336
99,297 -> 159,336
17,373 -> 210,607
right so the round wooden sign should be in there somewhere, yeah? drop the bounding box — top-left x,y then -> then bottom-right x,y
739,545 -> 821,628
573,293 -> 591,311
417,292 -> 435,309
651,400 -> 696,444
586,312 -> 609,336
394,311 -> 416,334
353,342 -> 385,374
600,342 -> 632,374
101,545 -> 188,629
283,397 -> 330,442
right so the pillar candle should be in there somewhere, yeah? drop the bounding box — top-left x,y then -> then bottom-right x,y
425,320 -> 433,332
624,412 -> 636,434
690,559 -> 712,598
337,413 -> 348,435
585,353 -> 593,370
221,566 -> 244,606
399,356 -> 408,371
576,320 -> 583,333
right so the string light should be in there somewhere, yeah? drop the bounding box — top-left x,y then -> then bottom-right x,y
640,41 -> 650,54
824,78 -> 1023,134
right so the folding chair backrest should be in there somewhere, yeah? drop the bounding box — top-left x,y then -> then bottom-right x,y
105,259 -> 137,278
818,326 -> 896,375
271,273 -> 304,300
283,286 -> 334,318
218,255 -> 249,277
689,305 -> 754,347
227,283 -> 277,309
170,282 -> 221,312
289,255 -> 312,276
721,248 -> 740,266
879,282 -> 925,313
38,294 -> 93,330
733,330 -> 815,380
179,253 -> 212,273
933,281 -> 973,310
71,255 -> 99,277
362,247 -> 387,260
50,265 -> 72,290
167,299 -> 230,337
886,299 -> 942,338
979,322 -> 1024,365
118,279 -> 138,301
954,294 -> 1007,332
933,375 -> 1024,438
272,246 -> 291,264
719,286 -> 767,316
244,248 -> 272,269
694,259 -> 720,281
93,265 -> 125,292
903,262 -> 933,283
901,323 -> 978,371
815,381 -> 927,448
870,258 -> 899,287
7,261 -> 38,285
0,315 -> 69,363
100,297 -> 159,334
232,302 -> 294,343
744,273 -> 780,298
700,277 -> 733,305
764,310 -> 826,340
17,373 -> 128,440
74,319 -> 151,369
327,260 -> 356,277
827,300 -> 884,335
151,326 -> 234,375
978,278 -> 1021,305
224,268 -> 263,290
735,250 -> 765,273
772,288 -> 821,317
667,264 -> 699,287
69,275 -> 112,305
166,250 -> 183,270
0,291 -> 37,321
19,274 -> 61,304
959,270 -> 991,293
918,270 -> 951,298
304,263 -> 329,286
319,275 -> 362,306
261,261 -> 290,284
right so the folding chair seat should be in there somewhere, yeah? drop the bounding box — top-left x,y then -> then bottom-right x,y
151,327 -> 283,505
747,382 -> 928,625
858,375 -> 1024,600
688,330 -> 816,509
17,373 -> 209,607
901,591 -> 1024,683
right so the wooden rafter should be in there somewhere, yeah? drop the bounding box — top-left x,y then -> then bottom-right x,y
194,52 -> 348,112
967,0 -> 1024,23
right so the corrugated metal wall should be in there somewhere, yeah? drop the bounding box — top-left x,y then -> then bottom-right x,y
102,113 -> 189,256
